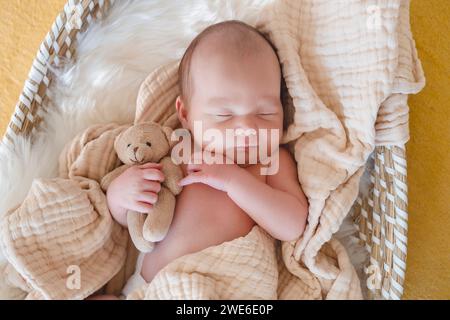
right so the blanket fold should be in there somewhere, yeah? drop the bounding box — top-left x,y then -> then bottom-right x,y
0,176 -> 128,299
127,226 -> 279,300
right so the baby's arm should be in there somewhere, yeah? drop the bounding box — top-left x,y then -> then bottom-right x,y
159,156 -> 183,195
107,188 -> 129,227
226,147 -> 308,241
178,147 -> 309,241
102,165 -> 132,227
106,162 -> 165,228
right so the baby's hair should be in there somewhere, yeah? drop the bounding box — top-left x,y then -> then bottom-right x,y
177,20 -> 281,107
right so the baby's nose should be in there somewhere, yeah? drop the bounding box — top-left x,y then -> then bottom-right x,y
235,116 -> 257,132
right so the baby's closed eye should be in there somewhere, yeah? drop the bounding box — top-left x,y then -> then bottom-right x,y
257,112 -> 278,117
215,113 -> 233,117
209,111 -> 278,117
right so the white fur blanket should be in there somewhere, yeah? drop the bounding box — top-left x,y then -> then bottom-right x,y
0,0 -> 424,299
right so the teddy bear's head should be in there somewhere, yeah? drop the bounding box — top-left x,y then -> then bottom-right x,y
114,122 -> 175,165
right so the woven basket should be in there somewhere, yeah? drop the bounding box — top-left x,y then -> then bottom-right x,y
1,0 -> 409,300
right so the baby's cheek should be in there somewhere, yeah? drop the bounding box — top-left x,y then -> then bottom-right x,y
192,122 -> 225,148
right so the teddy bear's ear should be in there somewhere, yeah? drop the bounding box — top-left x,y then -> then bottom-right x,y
114,130 -> 129,164
162,126 -> 176,148
114,131 -> 123,152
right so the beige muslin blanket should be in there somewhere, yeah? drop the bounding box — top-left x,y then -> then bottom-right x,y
0,0 -> 424,300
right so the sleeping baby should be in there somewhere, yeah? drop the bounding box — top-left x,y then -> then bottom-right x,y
89,20 -> 309,299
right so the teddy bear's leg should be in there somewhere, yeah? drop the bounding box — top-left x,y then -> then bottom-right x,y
160,157 -> 183,195
127,211 -> 155,253
142,186 -> 175,242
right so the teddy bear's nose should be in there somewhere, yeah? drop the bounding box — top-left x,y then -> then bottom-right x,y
133,146 -> 139,153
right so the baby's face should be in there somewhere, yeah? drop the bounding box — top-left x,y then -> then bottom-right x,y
176,37 -> 283,164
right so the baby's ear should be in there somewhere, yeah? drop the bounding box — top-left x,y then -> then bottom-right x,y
162,126 -> 176,148
175,96 -> 188,127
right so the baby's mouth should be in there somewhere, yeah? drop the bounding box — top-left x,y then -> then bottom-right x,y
235,142 -> 258,150
234,136 -> 258,148
236,143 -> 257,148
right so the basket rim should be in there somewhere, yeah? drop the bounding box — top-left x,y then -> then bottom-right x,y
0,0 -> 409,300
2,0 -> 112,145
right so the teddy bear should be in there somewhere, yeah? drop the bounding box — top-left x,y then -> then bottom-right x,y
100,121 -> 183,253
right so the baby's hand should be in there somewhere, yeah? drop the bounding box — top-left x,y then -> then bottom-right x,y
178,160 -> 243,192
107,162 -> 165,219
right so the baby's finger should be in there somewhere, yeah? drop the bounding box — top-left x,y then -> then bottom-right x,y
139,162 -> 163,169
186,163 -> 202,172
178,172 -> 204,186
131,201 -> 153,214
141,168 -> 165,182
141,180 -> 162,193
136,191 -> 158,204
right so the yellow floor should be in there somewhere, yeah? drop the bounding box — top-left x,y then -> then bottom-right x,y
0,0 -> 448,299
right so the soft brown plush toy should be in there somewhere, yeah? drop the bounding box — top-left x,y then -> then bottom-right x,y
101,122 -> 183,253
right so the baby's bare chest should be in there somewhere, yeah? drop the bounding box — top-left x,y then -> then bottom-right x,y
141,164 -> 266,281
156,164 -> 265,253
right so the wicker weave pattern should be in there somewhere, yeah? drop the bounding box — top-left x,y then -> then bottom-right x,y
1,0 -> 410,299
353,146 -> 408,300
2,0 -> 113,146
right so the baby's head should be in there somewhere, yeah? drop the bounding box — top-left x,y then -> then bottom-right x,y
175,20 -> 283,164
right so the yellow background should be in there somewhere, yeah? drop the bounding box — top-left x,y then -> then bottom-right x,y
0,0 -> 448,299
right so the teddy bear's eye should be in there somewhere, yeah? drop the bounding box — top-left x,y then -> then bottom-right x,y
127,143 -> 131,148
146,141 -> 152,147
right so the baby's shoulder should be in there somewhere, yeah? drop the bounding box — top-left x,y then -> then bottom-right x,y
275,145 -> 296,171
278,145 -> 294,160
265,145 -> 298,183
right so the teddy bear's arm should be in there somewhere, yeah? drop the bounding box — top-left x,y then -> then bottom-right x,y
100,164 -> 132,192
160,157 -> 183,195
